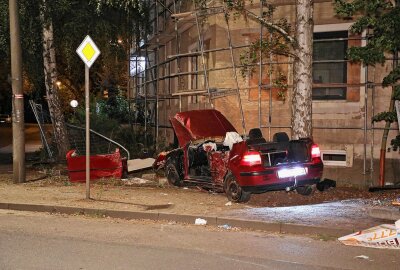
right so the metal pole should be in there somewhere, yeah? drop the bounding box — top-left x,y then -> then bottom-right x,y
223,10 -> 246,135
9,0 -> 25,183
193,0 -> 212,107
258,0 -> 263,129
85,65 -> 90,199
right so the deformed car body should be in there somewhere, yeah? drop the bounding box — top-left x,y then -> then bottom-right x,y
153,109 -> 323,202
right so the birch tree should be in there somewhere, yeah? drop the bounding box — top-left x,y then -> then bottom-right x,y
40,0 -> 69,160
204,0 -> 314,139
292,0 -> 314,139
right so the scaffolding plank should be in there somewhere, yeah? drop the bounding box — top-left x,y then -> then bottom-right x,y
210,89 -> 237,99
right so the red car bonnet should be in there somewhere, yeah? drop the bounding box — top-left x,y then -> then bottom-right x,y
171,109 -> 237,147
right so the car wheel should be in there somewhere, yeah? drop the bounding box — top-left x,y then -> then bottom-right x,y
166,161 -> 182,187
225,174 -> 251,203
296,185 -> 314,196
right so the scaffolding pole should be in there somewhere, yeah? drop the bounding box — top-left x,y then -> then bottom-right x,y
129,0 -> 390,179
193,0 -> 212,107
223,7 -> 246,135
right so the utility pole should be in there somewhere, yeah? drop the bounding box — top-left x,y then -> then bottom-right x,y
9,0 -> 25,183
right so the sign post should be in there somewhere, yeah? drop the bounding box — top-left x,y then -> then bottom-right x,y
76,36 -> 100,199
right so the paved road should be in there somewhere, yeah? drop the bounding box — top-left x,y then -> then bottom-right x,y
0,123 -> 45,151
0,210 -> 398,270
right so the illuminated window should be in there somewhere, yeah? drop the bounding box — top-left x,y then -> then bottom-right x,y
130,56 -> 146,77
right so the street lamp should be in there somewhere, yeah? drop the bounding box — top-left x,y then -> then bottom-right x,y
70,100 -> 78,108
70,99 -> 78,119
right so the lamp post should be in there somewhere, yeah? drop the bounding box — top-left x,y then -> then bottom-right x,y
70,99 -> 78,119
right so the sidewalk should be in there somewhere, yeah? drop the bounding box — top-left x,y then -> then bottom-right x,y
0,170 -> 399,238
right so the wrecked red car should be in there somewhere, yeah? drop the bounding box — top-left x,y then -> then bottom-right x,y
154,109 -> 323,203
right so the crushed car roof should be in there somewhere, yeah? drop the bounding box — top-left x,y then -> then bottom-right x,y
171,109 -> 237,146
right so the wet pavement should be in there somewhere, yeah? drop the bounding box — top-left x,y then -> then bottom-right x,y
226,200 -> 394,230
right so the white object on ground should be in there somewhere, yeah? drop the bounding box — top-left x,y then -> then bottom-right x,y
122,177 -> 151,185
223,132 -> 243,150
195,218 -> 207,225
355,255 -> 369,260
225,201 -> 232,206
127,158 -> 155,172
218,224 -> 232,230
338,219 -> 400,249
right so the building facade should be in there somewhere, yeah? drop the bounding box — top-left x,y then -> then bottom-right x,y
129,0 -> 400,186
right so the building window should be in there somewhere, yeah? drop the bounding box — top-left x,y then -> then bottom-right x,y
313,31 -> 348,100
321,150 -> 348,167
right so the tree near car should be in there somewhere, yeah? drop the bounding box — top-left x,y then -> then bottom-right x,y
205,0 -> 315,139
334,0 -> 400,186
292,0 -> 314,139
40,0 -> 69,160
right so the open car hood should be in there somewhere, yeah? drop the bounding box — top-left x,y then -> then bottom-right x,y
170,109 -> 237,147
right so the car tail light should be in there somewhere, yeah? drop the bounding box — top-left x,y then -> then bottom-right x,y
311,144 -> 321,159
241,151 -> 262,166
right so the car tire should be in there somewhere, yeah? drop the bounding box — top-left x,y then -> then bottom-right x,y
225,173 -> 251,203
165,160 -> 183,187
296,185 -> 314,196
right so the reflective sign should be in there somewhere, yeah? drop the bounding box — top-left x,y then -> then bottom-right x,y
76,35 -> 100,68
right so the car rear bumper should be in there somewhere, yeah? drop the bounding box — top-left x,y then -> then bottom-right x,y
236,161 -> 323,193
241,178 -> 321,193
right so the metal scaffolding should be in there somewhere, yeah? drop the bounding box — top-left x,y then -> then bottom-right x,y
128,0 -> 398,181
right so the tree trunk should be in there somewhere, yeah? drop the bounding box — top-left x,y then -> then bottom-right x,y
378,51 -> 398,186
40,0 -> 69,160
291,0 -> 314,139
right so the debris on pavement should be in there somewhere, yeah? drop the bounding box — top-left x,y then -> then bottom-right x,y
218,224 -> 232,230
225,201 -> 232,206
354,255 -> 370,260
66,149 -> 127,182
127,158 -> 155,172
316,179 -> 336,192
338,219 -> 400,249
195,218 -> 207,225
122,177 -> 152,186
392,198 -> 400,206
141,173 -> 157,181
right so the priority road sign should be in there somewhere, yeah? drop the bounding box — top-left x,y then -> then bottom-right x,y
76,35 -> 101,200
76,35 -> 100,68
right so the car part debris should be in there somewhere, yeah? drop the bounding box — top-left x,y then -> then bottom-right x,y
127,158 -> 155,172
316,179 -> 336,192
66,149 -> 127,182
338,219 -> 400,249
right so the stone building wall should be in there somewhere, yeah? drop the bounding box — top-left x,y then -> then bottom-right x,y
141,0 -> 399,186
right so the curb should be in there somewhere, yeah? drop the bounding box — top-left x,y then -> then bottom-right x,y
0,202 -> 353,237
367,207 -> 400,221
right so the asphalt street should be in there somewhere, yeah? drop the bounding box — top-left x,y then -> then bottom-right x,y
0,210 -> 398,270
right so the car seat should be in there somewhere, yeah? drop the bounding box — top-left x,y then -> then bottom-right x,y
247,128 -> 267,145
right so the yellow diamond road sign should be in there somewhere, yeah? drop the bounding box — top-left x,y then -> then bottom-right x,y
76,35 -> 100,68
